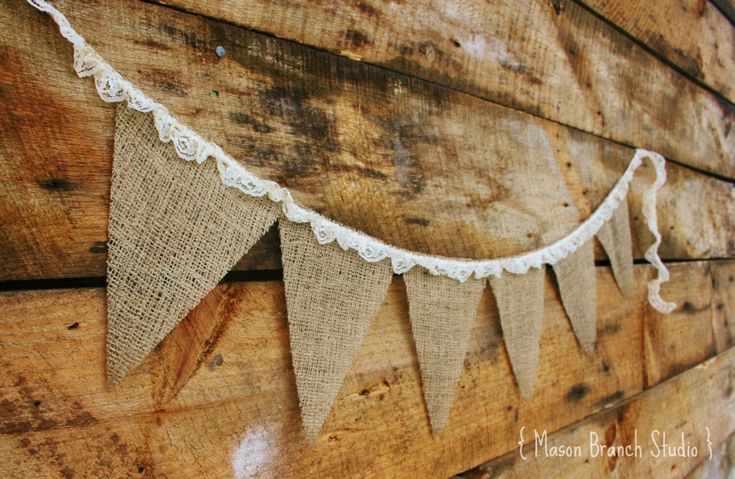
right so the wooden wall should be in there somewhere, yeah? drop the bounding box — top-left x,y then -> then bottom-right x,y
0,0 -> 733,477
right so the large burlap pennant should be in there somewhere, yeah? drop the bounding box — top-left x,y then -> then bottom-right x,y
551,240 -> 597,353
106,106 -> 280,383
403,269 -> 484,432
596,201 -> 634,298
488,268 -> 545,398
279,221 -> 393,439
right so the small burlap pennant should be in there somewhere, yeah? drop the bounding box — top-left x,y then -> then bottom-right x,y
596,201 -> 634,298
488,268 -> 545,398
107,106 -> 280,383
279,221 -> 393,439
403,268 -> 484,433
551,240 -> 597,353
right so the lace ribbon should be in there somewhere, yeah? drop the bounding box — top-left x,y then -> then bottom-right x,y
26,0 -> 676,313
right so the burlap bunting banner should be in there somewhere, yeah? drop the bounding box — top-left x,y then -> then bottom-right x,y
488,268 -> 545,398
27,0 -> 678,441
597,200 -> 635,298
551,240 -> 598,353
403,269 -> 485,432
106,107 -> 280,382
105,104 -> 633,432
279,221 -> 393,439
105,105 -> 638,437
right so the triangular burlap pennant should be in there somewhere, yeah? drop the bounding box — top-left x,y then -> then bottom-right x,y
596,201 -> 634,298
279,221 -> 393,439
107,106 -> 280,383
551,240 -> 597,353
403,268 -> 484,433
488,268 -> 545,398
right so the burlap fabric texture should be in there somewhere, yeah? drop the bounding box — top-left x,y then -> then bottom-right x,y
542,206 -> 598,355
106,106 -> 280,382
403,268 -> 485,432
279,220 -> 393,439
597,201 -> 635,298
551,240 -> 597,353
488,268 -> 546,398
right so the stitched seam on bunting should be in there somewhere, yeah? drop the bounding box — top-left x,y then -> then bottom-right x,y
25,0 -> 676,313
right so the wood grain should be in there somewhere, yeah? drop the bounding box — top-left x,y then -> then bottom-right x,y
454,347 -> 735,479
154,0 -> 735,178
712,262 -> 735,353
685,431 -> 735,479
581,0 -> 735,104
0,260 -> 733,478
2,2 -> 733,478
1,1 -> 733,281
642,261 -> 734,387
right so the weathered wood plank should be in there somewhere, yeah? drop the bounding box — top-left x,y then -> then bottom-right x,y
685,431 -> 735,479
712,0 -> 735,25
712,262 -> 735,353
580,0 -> 735,104
153,0 -> 735,178
2,1 -> 733,281
0,261 -> 732,478
454,347 -> 735,479
643,261 -> 720,387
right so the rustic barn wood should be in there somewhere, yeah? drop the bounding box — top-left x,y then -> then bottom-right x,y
581,0 -> 735,104
152,0 -> 735,178
712,0 -> 735,24
1,1 -> 733,477
453,347 -> 735,479
712,263 -> 735,353
0,261 -> 732,478
2,0 -> 733,281
685,432 -> 735,479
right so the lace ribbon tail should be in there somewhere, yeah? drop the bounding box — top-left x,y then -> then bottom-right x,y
635,149 -> 677,314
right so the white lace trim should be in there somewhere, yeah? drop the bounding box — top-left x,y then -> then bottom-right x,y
27,0 -> 676,313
